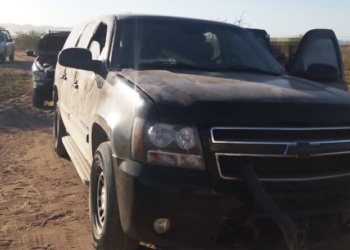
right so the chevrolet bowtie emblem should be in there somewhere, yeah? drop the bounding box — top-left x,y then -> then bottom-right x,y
285,142 -> 317,158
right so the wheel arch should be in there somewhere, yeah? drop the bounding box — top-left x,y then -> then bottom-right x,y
53,85 -> 58,104
90,114 -> 112,159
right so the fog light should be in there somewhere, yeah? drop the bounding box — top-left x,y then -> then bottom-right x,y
154,218 -> 170,234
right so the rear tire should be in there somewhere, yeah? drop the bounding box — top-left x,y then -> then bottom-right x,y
53,106 -> 67,157
89,142 -> 140,250
32,92 -> 44,107
9,50 -> 14,61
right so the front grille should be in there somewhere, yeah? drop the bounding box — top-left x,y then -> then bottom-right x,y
218,154 -> 350,181
212,127 -> 350,143
211,127 -> 350,181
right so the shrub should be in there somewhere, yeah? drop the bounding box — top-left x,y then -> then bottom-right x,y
14,29 -> 46,50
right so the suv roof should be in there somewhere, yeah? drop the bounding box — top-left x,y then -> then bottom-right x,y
116,13 -> 242,25
0,30 -> 10,34
86,14 -> 244,29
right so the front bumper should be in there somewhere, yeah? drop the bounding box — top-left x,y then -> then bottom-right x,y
33,80 -> 53,101
113,156 -> 350,249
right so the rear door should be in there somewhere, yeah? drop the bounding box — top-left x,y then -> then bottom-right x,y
67,21 -> 100,159
286,29 -> 347,91
4,32 -> 13,56
56,22 -> 87,134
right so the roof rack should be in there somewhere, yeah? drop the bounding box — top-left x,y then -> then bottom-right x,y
48,30 -> 70,34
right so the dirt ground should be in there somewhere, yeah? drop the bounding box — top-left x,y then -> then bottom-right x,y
0,52 -> 94,250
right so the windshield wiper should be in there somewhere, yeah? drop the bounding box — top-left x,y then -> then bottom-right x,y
222,65 -> 284,76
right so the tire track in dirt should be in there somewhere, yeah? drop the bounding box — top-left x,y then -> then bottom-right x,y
21,230 -> 71,250
0,52 -> 94,250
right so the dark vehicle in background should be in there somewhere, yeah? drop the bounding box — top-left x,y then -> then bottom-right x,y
54,14 -> 350,250
0,29 -> 15,63
246,28 -> 274,54
27,31 -> 70,107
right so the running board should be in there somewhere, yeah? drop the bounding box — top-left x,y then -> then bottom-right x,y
62,136 -> 91,185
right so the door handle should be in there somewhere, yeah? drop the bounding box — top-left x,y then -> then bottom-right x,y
59,74 -> 67,80
72,81 -> 79,89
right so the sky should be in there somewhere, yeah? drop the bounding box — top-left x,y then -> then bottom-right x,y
2,0 -> 350,39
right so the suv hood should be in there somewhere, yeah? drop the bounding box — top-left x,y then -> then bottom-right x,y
117,69 -> 350,126
34,32 -> 70,57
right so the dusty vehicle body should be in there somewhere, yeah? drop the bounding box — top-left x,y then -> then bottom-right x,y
54,14 -> 350,250
0,30 -> 15,63
27,31 -> 70,107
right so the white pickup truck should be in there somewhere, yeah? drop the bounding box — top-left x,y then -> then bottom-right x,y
0,30 -> 15,63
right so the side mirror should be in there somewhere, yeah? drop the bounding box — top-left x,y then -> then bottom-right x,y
58,47 -> 102,72
7,38 -> 13,42
26,50 -> 36,57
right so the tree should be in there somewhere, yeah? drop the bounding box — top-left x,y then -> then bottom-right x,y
210,11 -> 251,27
233,11 -> 251,27
0,26 -> 6,30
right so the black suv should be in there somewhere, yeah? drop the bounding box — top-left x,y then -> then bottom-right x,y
54,14 -> 350,250
27,31 -> 70,107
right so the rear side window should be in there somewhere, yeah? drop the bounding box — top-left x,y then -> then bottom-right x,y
63,23 -> 87,49
0,33 -> 4,42
5,32 -> 10,41
76,22 -> 99,48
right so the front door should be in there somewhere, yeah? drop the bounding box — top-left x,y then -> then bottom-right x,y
69,22 -> 109,162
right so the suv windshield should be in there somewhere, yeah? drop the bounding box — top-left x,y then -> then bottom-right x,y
112,18 -> 285,75
0,33 -> 5,42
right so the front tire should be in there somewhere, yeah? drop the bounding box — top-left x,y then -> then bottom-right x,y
9,50 -> 14,61
53,106 -> 67,157
32,91 -> 44,107
89,142 -> 139,250
0,51 -> 6,63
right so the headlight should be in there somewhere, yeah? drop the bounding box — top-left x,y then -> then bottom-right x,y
176,127 -> 195,150
33,71 -> 45,81
148,123 -> 175,148
132,117 -> 205,170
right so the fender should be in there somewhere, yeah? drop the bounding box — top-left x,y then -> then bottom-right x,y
90,114 -> 113,157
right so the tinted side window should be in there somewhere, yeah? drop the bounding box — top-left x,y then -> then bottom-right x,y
75,22 -> 108,60
63,23 -> 87,49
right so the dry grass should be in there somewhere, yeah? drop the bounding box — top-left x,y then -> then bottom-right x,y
341,46 -> 350,84
0,69 -> 31,95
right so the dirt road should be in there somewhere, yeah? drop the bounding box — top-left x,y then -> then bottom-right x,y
0,52 -> 94,250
